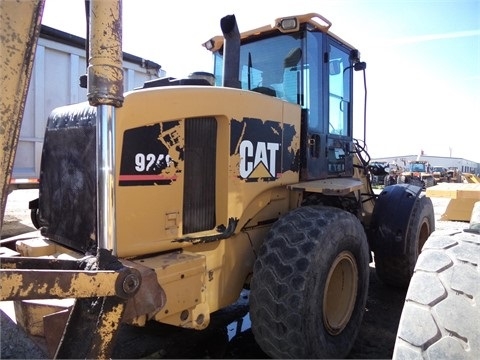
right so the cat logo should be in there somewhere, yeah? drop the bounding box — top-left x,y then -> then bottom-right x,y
239,140 -> 280,181
230,117 -> 299,182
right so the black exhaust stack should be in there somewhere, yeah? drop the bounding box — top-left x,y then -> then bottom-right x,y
220,15 -> 241,89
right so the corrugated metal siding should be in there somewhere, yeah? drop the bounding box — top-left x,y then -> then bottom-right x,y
12,26 -> 164,184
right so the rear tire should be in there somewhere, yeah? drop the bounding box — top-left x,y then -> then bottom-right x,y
30,208 -> 41,229
250,206 -> 370,359
375,195 -> 434,288
393,229 -> 480,359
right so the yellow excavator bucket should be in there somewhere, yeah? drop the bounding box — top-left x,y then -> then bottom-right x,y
462,173 -> 480,183
426,183 -> 480,221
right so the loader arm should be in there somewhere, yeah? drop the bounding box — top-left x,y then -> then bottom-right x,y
0,0 -> 45,229
0,1 -> 138,358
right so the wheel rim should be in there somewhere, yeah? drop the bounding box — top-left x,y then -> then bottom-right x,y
418,219 -> 430,253
323,251 -> 358,335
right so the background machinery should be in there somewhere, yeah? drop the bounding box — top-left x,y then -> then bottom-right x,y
431,166 -> 450,184
367,161 -> 388,186
397,160 -> 435,188
448,167 -> 462,183
1,2 -> 435,358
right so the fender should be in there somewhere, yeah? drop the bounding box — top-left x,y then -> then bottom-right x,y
368,184 -> 422,255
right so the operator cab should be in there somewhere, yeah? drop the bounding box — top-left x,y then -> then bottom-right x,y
205,13 -> 366,181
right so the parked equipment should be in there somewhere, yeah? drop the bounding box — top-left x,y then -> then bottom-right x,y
431,166 -> 450,184
397,160 -> 435,188
1,3 -> 435,358
368,161 -> 388,185
447,167 -> 462,183
463,172 -> 480,184
427,183 -> 480,221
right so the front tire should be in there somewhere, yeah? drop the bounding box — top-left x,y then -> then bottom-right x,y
250,206 -> 370,359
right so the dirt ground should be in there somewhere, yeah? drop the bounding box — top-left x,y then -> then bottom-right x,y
0,190 -> 467,359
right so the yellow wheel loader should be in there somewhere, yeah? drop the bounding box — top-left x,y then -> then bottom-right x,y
1,2 -> 435,358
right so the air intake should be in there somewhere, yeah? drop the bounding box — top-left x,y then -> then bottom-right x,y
183,117 -> 217,234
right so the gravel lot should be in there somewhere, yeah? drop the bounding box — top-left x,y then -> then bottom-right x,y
0,189 -> 471,358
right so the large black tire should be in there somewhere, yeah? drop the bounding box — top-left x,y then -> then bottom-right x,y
384,175 -> 390,186
30,208 -> 40,229
29,198 -> 43,229
393,229 -> 480,359
374,194 -> 434,288
249,206 -> 370,359
424,176 -> 435,188
384,174 -> 397,186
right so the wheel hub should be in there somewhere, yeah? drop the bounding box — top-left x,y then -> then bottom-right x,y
323,250 -> 358,335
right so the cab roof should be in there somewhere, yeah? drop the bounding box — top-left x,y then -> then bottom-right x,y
203,13 -> 356,52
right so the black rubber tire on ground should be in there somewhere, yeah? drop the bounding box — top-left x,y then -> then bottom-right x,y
30,208 -> 41,229
423,176 -> 435,188
392,229 -> 480,359
384,175 -> 390,186
384,175 -> 397,186
249,206 -> 370,359
374,194 -> 435,288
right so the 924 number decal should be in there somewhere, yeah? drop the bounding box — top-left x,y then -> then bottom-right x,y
134,153 -> 172,172
119,121 -> 181,186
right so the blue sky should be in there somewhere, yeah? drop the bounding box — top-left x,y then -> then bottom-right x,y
42,0 -> 480,161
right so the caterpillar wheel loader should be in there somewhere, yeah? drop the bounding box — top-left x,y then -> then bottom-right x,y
1,1 -> 435,358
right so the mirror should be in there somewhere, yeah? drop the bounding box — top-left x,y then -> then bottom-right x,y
329,59 -> 342,75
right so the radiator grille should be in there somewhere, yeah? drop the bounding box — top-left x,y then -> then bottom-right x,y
183,117 -> 217,234
39,104 -> 97,253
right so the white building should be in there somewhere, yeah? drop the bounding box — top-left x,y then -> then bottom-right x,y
371,154 -> 480,175
11,25 -> 165,190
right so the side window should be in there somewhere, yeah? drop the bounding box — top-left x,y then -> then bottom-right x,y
328,45 -> 351,136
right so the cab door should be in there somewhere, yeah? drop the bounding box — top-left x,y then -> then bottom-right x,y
325,38 -> 354,177
301,33 -> 354,180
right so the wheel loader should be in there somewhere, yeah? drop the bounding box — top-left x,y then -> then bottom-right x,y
0,1 -> 435,358
397,160 -> 435,188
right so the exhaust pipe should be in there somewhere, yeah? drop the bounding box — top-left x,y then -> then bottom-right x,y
88,0 -> 124,256
220,14 -> 241,89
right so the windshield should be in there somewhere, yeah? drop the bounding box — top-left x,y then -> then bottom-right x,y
213,30 -> 353,138
213,33 -> 304,100
409,163 -> 426,172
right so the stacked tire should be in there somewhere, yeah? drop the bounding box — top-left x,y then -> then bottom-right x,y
393,203 -> 480,359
